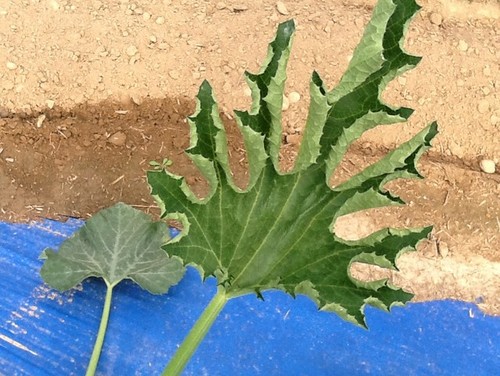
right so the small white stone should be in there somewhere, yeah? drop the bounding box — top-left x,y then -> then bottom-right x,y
46,99 -> 55,109
6,61 -> 17,70
288,91 -> 300,103
276,1 -> 288,15
458,40 -> 468,52
49,0 -> 60,11
36,114 -> 46,128
480,159 -> 496,174
243,87 -> 252,97
126,45 -> 138,56
282,95 -> 290,111
143,12 -> 151,20
155,16 -> 165,25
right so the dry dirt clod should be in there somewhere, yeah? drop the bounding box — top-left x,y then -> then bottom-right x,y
477,99 -> 490,114
479,159 -> 496,174
108,131 -> 127,146
169,70 -> 180,80
285,134 -> 301,146
131,94 -> 143,106
438,241 -> 449,257
276,1 -> 288,15
126,45 -> 138,57
429,12 -> 443,26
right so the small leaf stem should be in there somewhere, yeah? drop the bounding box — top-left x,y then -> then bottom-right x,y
162,287 -> 228,376
85,283 -> 113,376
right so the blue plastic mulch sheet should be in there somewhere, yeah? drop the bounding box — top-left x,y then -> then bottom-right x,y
0,219 -> 499,376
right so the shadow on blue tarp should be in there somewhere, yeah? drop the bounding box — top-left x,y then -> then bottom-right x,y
0,219 -> 498,375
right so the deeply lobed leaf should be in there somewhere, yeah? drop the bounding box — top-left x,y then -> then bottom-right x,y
148,0 -> 436,326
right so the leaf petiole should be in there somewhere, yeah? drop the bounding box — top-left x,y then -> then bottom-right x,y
162,287 -> 228,376
85,282 -> 114,376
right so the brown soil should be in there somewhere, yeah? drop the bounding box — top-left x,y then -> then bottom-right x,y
0,0 -> 499,314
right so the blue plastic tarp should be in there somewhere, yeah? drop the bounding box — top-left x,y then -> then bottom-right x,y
0,219 -> 499,375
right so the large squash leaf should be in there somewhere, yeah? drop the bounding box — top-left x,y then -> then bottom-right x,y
148,0 -> 436,326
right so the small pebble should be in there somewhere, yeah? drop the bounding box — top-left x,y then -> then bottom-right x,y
143,12 -> 151,20
46,99 -> 55,109
282,95 -> 290,111
276,1 -> 288,15
479,159 -> 496,174
156,16 -> 165,25
429,12 -> 442,26
438,241 -> 449,257
108,131 -> 127,146
126,45 -> 138,56
36,114 -> 46,128
131,94 -> 143,105
232,4 -> 248,11
458,40 -> 468,52
288,91 -> 300,103
6,61 -> 17,70
49,0 -> 60,11
169,70 -> 180,80
216,2 -> 226,10
243,87 -> 252,97
5,157 -> 14,163
398,76 -> 407,86
477,99 -> 490,114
